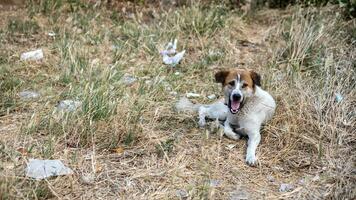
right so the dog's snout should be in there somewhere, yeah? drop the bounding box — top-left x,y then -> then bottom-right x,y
232,93 -> 241,101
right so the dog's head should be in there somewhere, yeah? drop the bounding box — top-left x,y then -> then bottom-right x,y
215,68 -> 261,114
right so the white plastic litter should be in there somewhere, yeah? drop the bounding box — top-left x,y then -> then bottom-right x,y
48,32 -> 56,37
25,159 -> 73,180
161,39 -> 177,55
186,92 -> 200,98
335,93 -> 343,103
20,49 -> 44,61
162,50 -> 185,66
226,144 -> 236,150
207,94 -> 216,100
19,91 -> 40,99
57,100 -> 82,111
160,39 -> 185,66
279,183 -> 294,192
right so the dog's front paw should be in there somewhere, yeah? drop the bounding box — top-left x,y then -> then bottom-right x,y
198,118 -> 206,127
224,129 -> 241,141
245,154 -> 258,166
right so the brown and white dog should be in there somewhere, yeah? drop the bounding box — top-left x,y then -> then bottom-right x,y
176,68 -> 276,165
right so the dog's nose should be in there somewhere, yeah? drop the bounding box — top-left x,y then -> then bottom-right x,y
232,93 -> 241,101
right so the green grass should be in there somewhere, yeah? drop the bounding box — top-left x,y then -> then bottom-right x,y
7,19 -> 40,36
0,1 -> 355,199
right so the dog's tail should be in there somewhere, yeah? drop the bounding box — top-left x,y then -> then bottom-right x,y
175,97 -> 201,112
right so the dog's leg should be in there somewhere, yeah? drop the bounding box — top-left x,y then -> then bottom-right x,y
198,106 -> 207,127
223,120 -> 240,140
245,129 -> 261,166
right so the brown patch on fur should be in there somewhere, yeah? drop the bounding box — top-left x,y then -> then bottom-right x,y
216,68 -> 261,90
249,70 -> 261,87
215,70 -> 229,84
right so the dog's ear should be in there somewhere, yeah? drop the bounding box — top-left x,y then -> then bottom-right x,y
250,70 -> 261,87
215,70 -> 229,84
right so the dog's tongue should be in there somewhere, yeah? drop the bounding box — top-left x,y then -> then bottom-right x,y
231,101 -> 240,111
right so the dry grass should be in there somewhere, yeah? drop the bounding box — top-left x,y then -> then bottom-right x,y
0,1 -> 355,199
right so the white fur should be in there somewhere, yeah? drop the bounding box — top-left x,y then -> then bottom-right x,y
198,100 -> 227,127
176,86 -> 276,166
175,98 -> 227,127
175,97 -> 201,112
226,86 -> 276,165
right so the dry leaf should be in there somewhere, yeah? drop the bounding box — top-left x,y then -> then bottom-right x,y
17,147 -> 28,156
95,164 -> 103,173
112,147 -> 124,154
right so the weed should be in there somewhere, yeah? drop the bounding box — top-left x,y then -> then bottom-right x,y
155,138 -> 175,157
123,130 -> 135,146
0,177 -> 12,200
0,66 -> 22,116
7,18 -> 40,36
28,0 -> 64,15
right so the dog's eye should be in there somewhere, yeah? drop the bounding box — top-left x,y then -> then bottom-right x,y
228,81 -> 235,87
242,83 -> 248,88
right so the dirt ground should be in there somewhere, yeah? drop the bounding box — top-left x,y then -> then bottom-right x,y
0,1 -> 355,199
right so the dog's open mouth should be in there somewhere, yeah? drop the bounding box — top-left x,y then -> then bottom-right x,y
229,99 -> 241,114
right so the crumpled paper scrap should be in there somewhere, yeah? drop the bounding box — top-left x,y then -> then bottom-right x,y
25,159 -> 73,180
160,39 -> 185,66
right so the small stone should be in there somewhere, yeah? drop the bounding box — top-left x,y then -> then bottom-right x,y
19,91 -> 40,99
312,175 -> 320,181
298,178 -> 305,185
176,189 -> 189,199
335,93 -> 343,103
279,183 -> 294,192
174,72 -> 180,76
57,100 -> 82,111
81,173 -> 95,184
267,175 -> 275,182
145,80 -> 152,85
